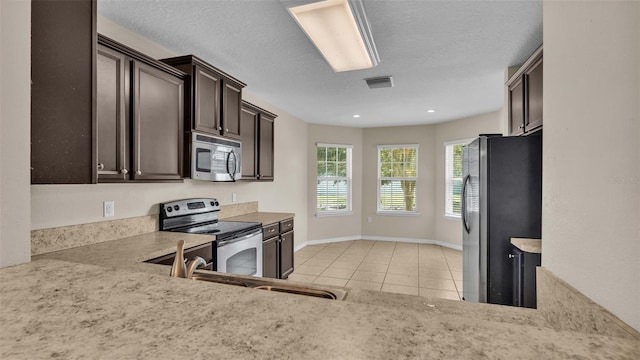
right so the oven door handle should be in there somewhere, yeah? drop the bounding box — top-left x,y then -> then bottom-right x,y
217,230 -> 262,247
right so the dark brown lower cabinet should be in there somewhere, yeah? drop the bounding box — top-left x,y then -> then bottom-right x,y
262,236 -> 279,279
262,218 -> 294,279
279,230 -> 294,279
511,245 -> 541,308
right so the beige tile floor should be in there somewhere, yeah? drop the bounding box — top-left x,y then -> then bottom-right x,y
287,240 -> 463,300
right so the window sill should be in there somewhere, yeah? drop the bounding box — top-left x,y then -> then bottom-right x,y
376,211 -> 420,217
316,211 -> 353,217
444,214 -> 461,221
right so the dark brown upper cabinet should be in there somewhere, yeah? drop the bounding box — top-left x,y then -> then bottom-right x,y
240,101 -> 277,181
161,55 -> 246,141
31,0 -> 97,184
507,45 -> 543,136
97,35 -> 185,182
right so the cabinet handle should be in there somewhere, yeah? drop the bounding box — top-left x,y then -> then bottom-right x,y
508,254 -> 515,259
269,229 -> 275,233
97,163 -> 104,171
286,224 -> 292,228
518,125 -> 525,129
136,170 -> 142,175
121,169 -> 128,174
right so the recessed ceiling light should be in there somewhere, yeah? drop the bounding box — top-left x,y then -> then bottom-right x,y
427,109 -> 436,113
353,114 -> 361,118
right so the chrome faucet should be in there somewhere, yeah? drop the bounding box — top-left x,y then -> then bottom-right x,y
170,240 -> 207,278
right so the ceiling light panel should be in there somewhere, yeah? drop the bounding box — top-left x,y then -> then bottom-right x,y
285,0 -> 379,72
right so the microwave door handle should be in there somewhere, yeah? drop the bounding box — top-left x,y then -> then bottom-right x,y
226,150 -> 237,181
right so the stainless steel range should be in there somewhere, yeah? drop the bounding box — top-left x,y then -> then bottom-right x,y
159,198 -> 263,277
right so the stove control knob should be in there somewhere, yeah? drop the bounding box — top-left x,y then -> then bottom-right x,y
167,207 -> 173,213
210,201 -> 215,206
174,205 -> 180,211
214,201 -> 219,206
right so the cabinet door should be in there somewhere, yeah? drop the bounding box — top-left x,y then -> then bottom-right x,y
240,104 -> 258,179
258,114 -> 275,181
279,230 -> 294,279
194,66 -> 221,135
525,57 -> 543,133
263,236 -> 279,279
509,76 -> 525,136
132,61 -> 184,181
96,45 -> 130,182
222,80 -> 242,140
31,0 -> 96,184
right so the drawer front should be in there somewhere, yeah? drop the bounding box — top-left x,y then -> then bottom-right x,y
280,218 -> 294,232
263,223 -> 280,240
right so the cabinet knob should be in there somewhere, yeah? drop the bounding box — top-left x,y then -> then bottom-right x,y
225,128 -> 229,132
121,169 -> 128,174
518,125 -> 525,129
136,170 -> 142,175
97,163 -> 104,171
218,126 -> 222,131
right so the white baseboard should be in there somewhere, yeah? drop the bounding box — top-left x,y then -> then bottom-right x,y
294,235 -> 462,252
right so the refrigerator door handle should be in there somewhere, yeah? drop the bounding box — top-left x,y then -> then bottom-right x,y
462,174 -> 471,234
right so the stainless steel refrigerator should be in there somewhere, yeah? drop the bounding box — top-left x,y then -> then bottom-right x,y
462,134 -> 542,305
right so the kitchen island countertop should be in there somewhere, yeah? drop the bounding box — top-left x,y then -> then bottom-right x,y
1,258 -> 639,359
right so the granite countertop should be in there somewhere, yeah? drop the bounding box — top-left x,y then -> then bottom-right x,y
2,259 -> 639,359
4,223 -> 638,358
511,238 -> 542,254
222,211 -> 295,225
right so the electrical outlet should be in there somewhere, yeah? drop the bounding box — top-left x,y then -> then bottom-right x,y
367,217 -> 372,223
103,201 -> 115,217
232,192 -> 237,203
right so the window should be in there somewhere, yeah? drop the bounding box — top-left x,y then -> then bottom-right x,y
377,145 -> 418,213
445,140 -> 470,218
317,143 -> 352,215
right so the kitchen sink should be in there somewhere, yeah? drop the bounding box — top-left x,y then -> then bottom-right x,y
189,271 -> 346,300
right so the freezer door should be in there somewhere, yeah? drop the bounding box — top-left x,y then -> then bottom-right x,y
462,138 -> 482,302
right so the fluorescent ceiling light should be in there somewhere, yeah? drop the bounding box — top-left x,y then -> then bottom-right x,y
285,0 -> 380,72
353,114 -> 360,118
427,109 -> 436,113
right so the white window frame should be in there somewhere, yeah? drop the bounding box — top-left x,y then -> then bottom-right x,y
444,139 -> 473,220
377,144 -> 419,215
316,143 -> 353,217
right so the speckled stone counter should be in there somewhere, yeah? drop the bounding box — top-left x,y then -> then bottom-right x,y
32,231 -> 214,276
222,211 -> 295,225
511,237 -> 542,254
1,259 -> 639,359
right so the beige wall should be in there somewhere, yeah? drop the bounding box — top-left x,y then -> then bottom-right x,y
30,16 -> 309,247
433,111 -> 503,246
0,0 -> 31,267
307,124 -> 363,241
361,125 -> 437,240
543,0 -> 640,330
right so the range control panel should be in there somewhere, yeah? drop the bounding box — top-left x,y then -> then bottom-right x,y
160,198 -> 221,218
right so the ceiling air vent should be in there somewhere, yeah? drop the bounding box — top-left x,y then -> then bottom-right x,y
365,76 -> 393,89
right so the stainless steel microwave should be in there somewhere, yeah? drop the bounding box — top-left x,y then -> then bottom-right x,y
191,132 -> 241,182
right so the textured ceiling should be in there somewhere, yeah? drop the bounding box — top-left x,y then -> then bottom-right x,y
98,0 -> 542,128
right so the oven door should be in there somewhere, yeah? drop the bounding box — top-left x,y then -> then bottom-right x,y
217,229 -> 263,277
